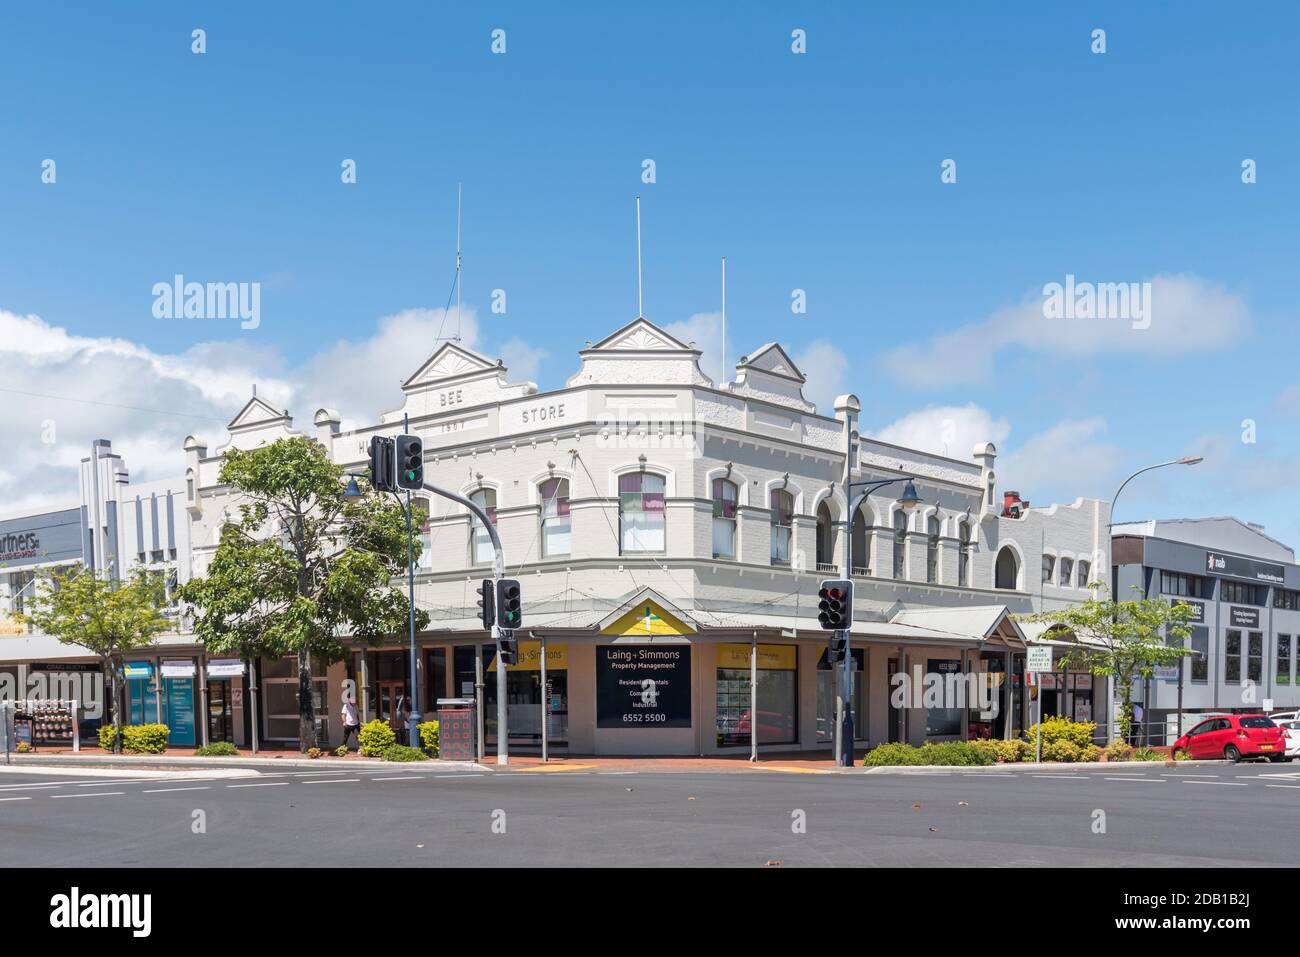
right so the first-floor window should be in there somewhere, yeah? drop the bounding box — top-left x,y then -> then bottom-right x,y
470,488 -> 497,565
925,516 -> 940,584
1224,630 -> 1242,683
1077,560 -> 1091,588
715,644 -> 797,747
892,511 -> 907,579
770,489 -> 793,565
712,478 -> 738,559
1247,631 -> 1263,683
1278,634 -> 1292,686
958,522 -> 971,587
619,472 -> 666,552
1190,627 -> 1209,683
1041,554 -> 1055,584
539,478 -> 571,557
1060,557 -> 1074,588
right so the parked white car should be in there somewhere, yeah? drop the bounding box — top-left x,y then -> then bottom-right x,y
1273,718 -> 1300,759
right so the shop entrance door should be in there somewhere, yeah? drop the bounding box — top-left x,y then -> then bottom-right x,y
376,680 -> 407,732
887,658 -> 904,743
208,681 -> 235,743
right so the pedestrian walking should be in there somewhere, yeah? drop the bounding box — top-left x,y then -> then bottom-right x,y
340,694 -> 360,750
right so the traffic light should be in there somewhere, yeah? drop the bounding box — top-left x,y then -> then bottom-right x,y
828,632 -> 848,664
495,578 -> 522,630
367,436 -> 395,493
395,434 -> 424,490
498,633 -> 518,667
476,579 -> 495,630
817,579 -> 853,631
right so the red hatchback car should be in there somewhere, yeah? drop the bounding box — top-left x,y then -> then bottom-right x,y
1173,714 -> 1288,762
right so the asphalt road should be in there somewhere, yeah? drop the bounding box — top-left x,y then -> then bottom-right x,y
3,762 -> 1298,867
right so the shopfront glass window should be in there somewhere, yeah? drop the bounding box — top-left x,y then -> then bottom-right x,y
1277,635 -> 1292,686
816,648 -> 864,742
619,472 -> 665,553
470,489 -> 497,566
926,658 -> 963,737
539,478 -> 571,557
715,644 -> 797,747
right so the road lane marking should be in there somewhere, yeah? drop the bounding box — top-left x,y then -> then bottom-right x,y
0,796 -> 33,802
302,778 -> 360,784
142,786 -> 212,794
1264,784 -> 1300,790
1161,773 -> 1219,778
51,792 -> 124,798
369,776 -> 422,782
1181,780 -> 1247,786
227,782 -> 289,788
1103,777 -> 1163,783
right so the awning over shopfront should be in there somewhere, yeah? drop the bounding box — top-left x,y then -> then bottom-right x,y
890,605 -> 1028,649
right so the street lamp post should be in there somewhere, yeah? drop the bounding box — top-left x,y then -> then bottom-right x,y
833,394 -> 924,768
1105,455 -> 1203,744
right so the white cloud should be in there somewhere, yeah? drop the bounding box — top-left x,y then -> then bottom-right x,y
663,311 -> 724,384
998,417 -> 1124,500
792,340 -> 848,414
885,274 -> 1251,387
0,306 -> 543,512
871,402 -> 1124,504
870,404 -> 1011,459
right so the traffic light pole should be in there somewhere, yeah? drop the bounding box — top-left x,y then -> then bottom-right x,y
419,480 -> 510,765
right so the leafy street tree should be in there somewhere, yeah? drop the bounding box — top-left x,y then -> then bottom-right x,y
18,567 -> 170,753
178,436 -> 426,751
1015,585 -> 1198,742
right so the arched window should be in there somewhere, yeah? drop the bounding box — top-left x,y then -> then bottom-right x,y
1041,554 -> 1055,584
1060,556 -> 1075,589
1077,559 -> 1091,588
892,511 -> 908,579
712,478 -> 738,559
926,515 -> 940,584
770,488 -> 794,566
815,501 -> 834,567
619,472 -> 665,553
539,478 -> 571,557
851,505 -> 873,575
995,546 -> 1018,590
413,496 -> 433,570
958,521 -> 971,587
469,488 -> 497,565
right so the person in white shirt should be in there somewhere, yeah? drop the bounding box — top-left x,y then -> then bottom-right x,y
340,695 -> 360,751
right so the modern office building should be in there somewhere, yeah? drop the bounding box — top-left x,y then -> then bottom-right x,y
185,316 -> 1112,755
0,440 -> 201,746
1112,517 -> 1300,741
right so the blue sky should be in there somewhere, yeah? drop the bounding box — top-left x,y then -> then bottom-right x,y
1,2 -> 1298,541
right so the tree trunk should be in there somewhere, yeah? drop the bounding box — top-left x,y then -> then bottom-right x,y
298,647 -> 315,752
107,655 -> 122,754
1117,678 -> 1134,743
